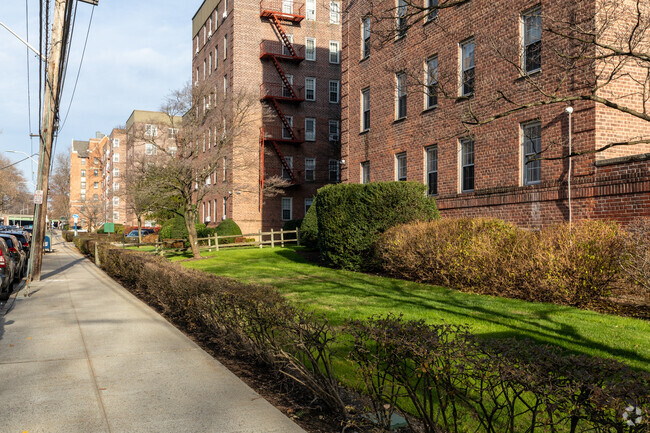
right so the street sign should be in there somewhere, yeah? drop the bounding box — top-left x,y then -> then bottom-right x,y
72,214 -> 79,219
33,190 -> 43,204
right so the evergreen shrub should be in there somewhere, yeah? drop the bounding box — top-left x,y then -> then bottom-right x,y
317,181 -> 439,270
215,218 -> 242,244
300,201 -> 318,250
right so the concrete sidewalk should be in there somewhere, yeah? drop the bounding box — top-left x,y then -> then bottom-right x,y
0,234 -> 306,433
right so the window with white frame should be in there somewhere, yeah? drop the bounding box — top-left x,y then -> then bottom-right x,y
203,59 -> 207,79
81,158 -> 86,165
113,197 -> 119,206
113,153 -> 119,163
329,159 -> 340,182
396,0 -> 407,38
361,161 -> 370,184
329,41 -> 340,63
330,1 -> 340,24
460,138 -> 475,192
396,152 -> 407,181
282,34 -> 294,56
396,72 -> 407,119
281,197 -> 293,221
113,182 -> 119,191
305,37 -> 316,61
168,128 -> 178,139
305,158 -> 316,181
305,197 -> 313,214
224,74 -> 228,93
145,142 -> 156,155
329,119 -> 340,142
522,121 -> 541,185
329,80 -> 340,103
81,170 -> 86,178
93,194 -> 99,201
305,118 -> 316,141
426,56 -> 438,109
361,88 -> 370,131
223,34 -> 228,59
222,197 -> 227,218
282,0 -> 293,14
426,145 -> 438,195
81,181 -> 86,190
223,156 -> 227,181
113,138 -> 119,147
94,181 -> 99,189
202,202 -> 205,222
113,168 -> 120,178
282,115 -> 294,139
195,67 -> 199,85
362,16 -> 371,58
208,16 -> 212,36
283,74 -> 294,98
80,193 -> 86,201
214,46 -> 219,68
306,0 -> 316,20
282,156 -> 294,180
426,0 -> 438,21
209,52 -> 213,74
460,39 -> 475,96
305,77 -> 316,101
207,200 -> 212,222
522,6 -> 541,74
145,124 -> 158,137
113,211 -> 119,222
93,169 -> 98,176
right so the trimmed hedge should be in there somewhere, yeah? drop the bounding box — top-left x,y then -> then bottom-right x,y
300,200 -> 318,249
76,241 -> 649,432
215,218 -> 242,244
317,182 -> 439,270
282,219 -> 302,241
376,219 -> 625,308
159,216 -> 212,242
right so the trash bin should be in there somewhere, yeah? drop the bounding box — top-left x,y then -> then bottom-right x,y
44,234 -> 51,252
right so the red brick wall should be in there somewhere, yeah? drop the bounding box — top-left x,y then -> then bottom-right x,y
340,0 -> 649,228
193,0 -> 342,232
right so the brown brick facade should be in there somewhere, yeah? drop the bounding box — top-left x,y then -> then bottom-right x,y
341,0 -> 649,228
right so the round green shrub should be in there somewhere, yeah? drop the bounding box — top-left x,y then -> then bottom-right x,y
300,202 -> 318,249
282,219 -> 303,241
317,181 -> 439,270
159,216 -> 187,240
216,218 -> 242,244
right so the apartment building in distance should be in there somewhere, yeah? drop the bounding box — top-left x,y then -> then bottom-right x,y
192,0 -> 342,232
70,133 -> 109,230
341,0 -> 650,227
101,128 -> 127,225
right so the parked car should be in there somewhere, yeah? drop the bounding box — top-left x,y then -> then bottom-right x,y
0,231 -> 30,258
0,234 -> 27,281
0,238 -> 16,301
125,228 -> 155,238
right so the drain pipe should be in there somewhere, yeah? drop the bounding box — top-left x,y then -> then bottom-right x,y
565,106 -> 573,229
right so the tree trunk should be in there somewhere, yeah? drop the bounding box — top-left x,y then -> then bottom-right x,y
137,216 -> 143,247
184,207 -> 201,258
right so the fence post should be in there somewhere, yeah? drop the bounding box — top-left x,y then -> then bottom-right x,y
207,237 -> 212,252
94,242 -> 101,267
270,229 -> 275,248
280,228 -> 285,247
296,227 -> 300,246
215,234 -> 219,251
258,230 -> 263,248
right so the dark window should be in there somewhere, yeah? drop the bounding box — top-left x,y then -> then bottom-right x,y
426,57 -> 438,109
461,40 -> 475,96
523,122 -> 542,184
361,88 -> 370,131
362,17 -> 371,58
523,7 -> 542,73
426,146 -> 438,195
396,73 -> 407,119
396,153 -> 407,181
461,139 -> 474,192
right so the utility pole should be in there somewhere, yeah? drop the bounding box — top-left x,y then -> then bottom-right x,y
29,0 -> 68,282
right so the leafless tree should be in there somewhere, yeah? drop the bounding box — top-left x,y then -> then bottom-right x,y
121,153 -> 160,243
0,154 -> 29,215
133,82 -> 257,258
78,200 -> 103,232
355,0 -> 649,155
49,153 -> 71,223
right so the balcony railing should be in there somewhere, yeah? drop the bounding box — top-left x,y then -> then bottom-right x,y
260,0 -> 305,20
261,124 -> 304,143
260,82 -> 304,101
260,41 -> 305,61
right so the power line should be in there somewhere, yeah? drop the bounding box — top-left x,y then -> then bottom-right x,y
59,4 -> 94,134
0,156 -> 36,171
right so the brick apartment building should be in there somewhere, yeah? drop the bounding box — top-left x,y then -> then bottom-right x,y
341,0 -> 650,227
102,127 -> 127,225
192,0 -> 342,232
70,133 -> 109,230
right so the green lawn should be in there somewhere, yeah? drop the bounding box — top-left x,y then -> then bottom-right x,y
166,246 -> 649,372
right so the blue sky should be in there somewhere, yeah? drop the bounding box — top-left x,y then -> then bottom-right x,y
0,0 -> 203,187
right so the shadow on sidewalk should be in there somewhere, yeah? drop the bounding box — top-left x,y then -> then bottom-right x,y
41,257 -> 85,280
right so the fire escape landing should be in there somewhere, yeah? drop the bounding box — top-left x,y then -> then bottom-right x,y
259,0 -> 304,186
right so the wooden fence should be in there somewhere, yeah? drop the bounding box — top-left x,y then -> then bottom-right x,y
125,228 -> 301,253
